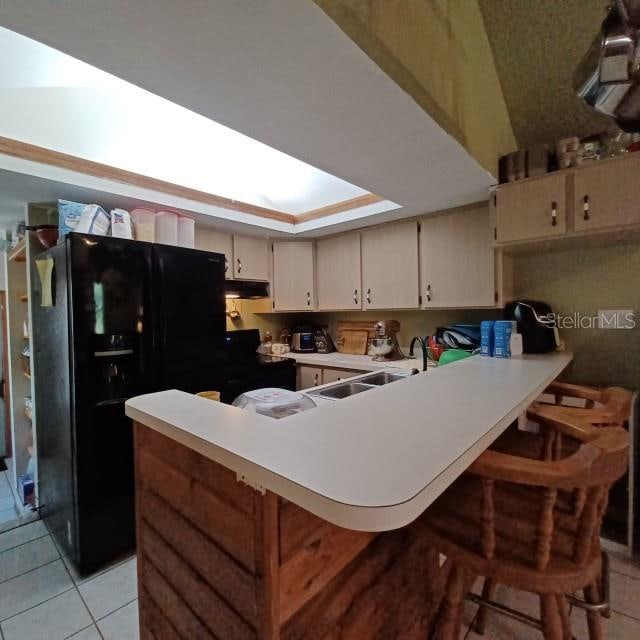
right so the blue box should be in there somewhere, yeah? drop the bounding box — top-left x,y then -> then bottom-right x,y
493,320 -> 512,358
480,320 -> 495,356
18,474 -> 34,506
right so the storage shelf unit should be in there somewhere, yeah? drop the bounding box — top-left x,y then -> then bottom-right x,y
7,239 -> 26,263
3,203 -> 57,510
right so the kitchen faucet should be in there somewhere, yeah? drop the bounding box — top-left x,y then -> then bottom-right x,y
409,336 -> 429,372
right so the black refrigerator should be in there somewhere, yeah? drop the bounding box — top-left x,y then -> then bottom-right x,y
32,233 -> 227,573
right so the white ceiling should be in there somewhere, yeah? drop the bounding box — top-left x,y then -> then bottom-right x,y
0,0 -> 494,235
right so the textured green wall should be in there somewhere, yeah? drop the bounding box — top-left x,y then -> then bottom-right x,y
479,0 -> 613,148
513,243 -> 640,390
313,0 -> 516,175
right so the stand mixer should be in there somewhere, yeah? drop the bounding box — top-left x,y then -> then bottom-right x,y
370,320 -> 404,361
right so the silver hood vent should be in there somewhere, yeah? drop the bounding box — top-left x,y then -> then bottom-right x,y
575,0 -> 640,131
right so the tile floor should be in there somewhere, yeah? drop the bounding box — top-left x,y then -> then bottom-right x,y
459,550 -> 640,639
0,520 -> 138,639
0,471 -> 19,527
1,517 -> 639,639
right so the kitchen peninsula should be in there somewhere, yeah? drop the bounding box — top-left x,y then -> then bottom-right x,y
125,352 -> 571,638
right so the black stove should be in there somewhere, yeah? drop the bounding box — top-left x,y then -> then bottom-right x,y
219,329 -> 296,403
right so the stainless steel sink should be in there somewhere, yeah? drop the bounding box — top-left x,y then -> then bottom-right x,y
307,382 -> 376,400
358,371 -> 410,386
306,370 -> 411,400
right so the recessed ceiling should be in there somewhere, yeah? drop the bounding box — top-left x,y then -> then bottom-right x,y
0,26 -> 398,222
0,0 -> 494,236
479,0 -> 616,149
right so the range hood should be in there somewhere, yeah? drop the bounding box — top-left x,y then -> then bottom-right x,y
224,279 -> 270,299
575,0 -> 640,131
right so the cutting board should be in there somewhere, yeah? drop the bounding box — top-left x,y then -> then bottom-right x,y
336,329 -> 369,355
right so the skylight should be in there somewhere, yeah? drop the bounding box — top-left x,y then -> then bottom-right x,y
0,26 -> 399,221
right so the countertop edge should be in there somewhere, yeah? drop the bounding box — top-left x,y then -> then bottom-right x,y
126,353 -> 572,531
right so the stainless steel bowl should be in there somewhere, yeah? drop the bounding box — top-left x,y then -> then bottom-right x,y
369,337 -> 393,356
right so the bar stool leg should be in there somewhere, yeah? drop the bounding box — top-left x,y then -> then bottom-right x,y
437,564 -> 467,640
556,594 -> 572,639
540,594 -> 564,640
583,582 -> 604,640
472,578 -> 497,635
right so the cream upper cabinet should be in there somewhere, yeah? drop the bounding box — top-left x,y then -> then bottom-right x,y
573,154 -> 640,232
316,234 -> 362,310
420,205 -> 495,308
495,174 -> 567,243
361,221 -> 420,310
272,241 -> 315,311
233,234 -> 269,281
194,228 -> 233,277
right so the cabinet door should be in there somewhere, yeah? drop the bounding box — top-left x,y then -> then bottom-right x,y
297,365 -> 322,390
233,235 -> 269,281
272,242 -> 315,311
194,228 -> 233,277
361,221 -> 419,310
420,205 -> 494,308
316,234 -> 361,310
573,155 -> 640,232
321,367 -> 363,384
495,174 -> 566,242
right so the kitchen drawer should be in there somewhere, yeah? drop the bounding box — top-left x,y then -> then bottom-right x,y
297,365 -> 322,390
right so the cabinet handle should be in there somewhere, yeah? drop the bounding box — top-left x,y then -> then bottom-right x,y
306,291 -> 311,306
353,289 -> 358,304
426,284 -> 432,302
237,258 -> 242,273
583,195 -> 590,221
313,373 -> 319,386
551,201 -> 558,226
224,257 -> 229,274
366,288 -> 371,304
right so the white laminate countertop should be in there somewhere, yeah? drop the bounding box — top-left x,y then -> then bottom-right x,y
282,350 -> 425,371
125,352 -> 572,532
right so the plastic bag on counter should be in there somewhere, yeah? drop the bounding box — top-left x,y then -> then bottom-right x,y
110,209 -> 133,239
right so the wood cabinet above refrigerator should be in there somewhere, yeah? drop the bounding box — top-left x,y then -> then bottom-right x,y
194,229 -> 233,277
233,234 -> 269,281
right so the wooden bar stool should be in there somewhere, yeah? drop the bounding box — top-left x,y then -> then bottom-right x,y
538,382 -> 634,428
418,415 -> 629,640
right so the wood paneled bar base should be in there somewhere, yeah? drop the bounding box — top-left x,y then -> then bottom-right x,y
134,422 -> 449,639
